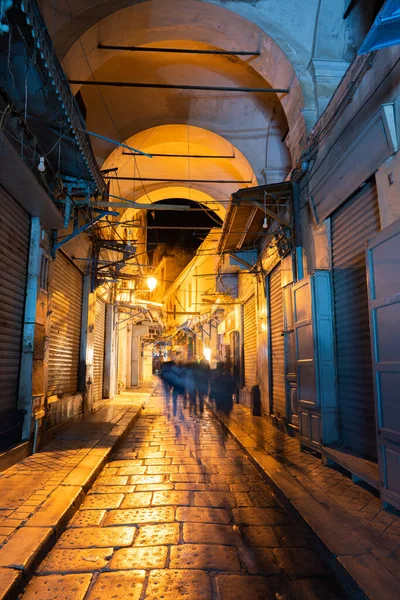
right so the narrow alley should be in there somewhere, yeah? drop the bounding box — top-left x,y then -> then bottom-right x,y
1,0 -> 400,598
20,386 -> 343,600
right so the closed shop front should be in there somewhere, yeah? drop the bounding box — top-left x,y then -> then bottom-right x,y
93,296 -> 106,407
243,294 -> 257,388
269,263 -> 285,417
331,181 -> 380,461
0,187 -> 30,449
48,252 -> 83,398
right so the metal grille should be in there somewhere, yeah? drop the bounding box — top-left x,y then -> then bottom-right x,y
243,295 -> 257,388
332,181 -> 380,461
48,252 -> 83,395
269,264 -> 285,417
0,188 -> 30,414
93,296 -> 106,407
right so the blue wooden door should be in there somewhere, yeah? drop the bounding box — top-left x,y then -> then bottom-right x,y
293,276 -> 320,448
366,218 -> 400,510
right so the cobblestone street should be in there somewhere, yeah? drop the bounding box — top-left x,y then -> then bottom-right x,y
20,388 -> 343,600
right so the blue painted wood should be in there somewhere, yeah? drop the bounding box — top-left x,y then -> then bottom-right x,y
366,217 -> 400,511
312,270 -> 339,446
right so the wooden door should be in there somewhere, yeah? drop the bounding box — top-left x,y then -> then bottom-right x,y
366,218 -> 400,510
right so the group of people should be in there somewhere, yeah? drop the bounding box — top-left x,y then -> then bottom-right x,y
159,359 -> 236,417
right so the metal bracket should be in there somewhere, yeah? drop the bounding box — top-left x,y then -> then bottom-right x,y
52,209 -> 118,258
199,325 -> 211,338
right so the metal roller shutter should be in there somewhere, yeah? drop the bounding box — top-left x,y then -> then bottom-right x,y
48,252 -> 83,395
0,188 -> 30,414
269,264 -> 285,417
243,295 -> 257,388
332,181 -> 380,461
93,296 -> 106,406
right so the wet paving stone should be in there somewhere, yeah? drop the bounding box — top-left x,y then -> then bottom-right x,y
37,548 -> 113,573
108,546 -> 168,569
145,569 -> 212,600
135,482 -> 174,491
58,526 -> 136,548
68,510 -> 106,528
273,547 -> 328,578
134,523 -> 180,546
130,475 -> 165,484
86,570 -> 145,600
90,484 -> 136,494
146,465 -> 179,474
176,506 -> 230,524
152,490 -> 190,506
117,465 -> 147,475
23,573 -> 92,599
170,543 -> 241,571
241,526 -> 280,547
216,574 -> 292,600
95,475 -> 128,486
182,523 -> 242,546
104,506 -> 175,525
194,491 -> 237,508
121,492 -> 152,508
19,394 -> 345,600
239,547 -> 282,575
232,507 -> 289,526
80,493 -> 124,510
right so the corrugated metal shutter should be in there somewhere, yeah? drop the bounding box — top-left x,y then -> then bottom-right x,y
243,295 -> 257,388
332,181 -> 380,461
0,188 -> 30,413
269,264 -> 285,417
93,296 -> 106,406
48,252 -> 83,395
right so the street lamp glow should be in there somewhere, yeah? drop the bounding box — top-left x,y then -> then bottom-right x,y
147,276 -> 157,291
203,347 -> 211,362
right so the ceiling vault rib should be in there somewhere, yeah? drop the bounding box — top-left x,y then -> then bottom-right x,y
69,80 -> 290,93
97,44 -> 261,56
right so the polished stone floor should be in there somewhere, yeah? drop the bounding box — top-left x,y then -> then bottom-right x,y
20,389 -> 344,599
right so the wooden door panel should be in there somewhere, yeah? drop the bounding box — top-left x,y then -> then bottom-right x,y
367,218 -> 400,510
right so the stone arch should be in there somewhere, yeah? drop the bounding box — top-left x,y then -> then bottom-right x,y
62,0 -> 311,164
101,124 -> 258,218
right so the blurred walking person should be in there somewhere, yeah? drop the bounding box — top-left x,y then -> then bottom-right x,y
209,362 -> 235,417
195,358 -> 210,413
170,362 -> 186,416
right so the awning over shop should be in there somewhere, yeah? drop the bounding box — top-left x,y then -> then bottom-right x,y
176,306 -> 224,338
218,182 -> 293,254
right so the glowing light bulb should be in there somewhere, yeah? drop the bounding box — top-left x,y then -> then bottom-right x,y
203,347 -> 211,362
38,156 -> 46,172
263,217 -> 268,229
147,276 -> 157,291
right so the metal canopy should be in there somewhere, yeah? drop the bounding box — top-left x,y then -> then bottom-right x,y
358,0 -> 400,54
218,182 -> 293,254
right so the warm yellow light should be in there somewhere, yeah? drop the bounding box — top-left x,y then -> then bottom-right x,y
203,347 -> 211,362
147,276 -> 157,291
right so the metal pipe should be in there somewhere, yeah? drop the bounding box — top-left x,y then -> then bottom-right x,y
76,128 -> 152,158
122,152 -> 235,159
69,80 -> 289,93
122,225 -> 222,230
104,176 -> 252,184
98,44 -> 260,56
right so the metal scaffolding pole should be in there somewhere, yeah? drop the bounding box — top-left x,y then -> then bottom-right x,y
103,176 -> 253,184
69,80 -> 290,93
98,44 -> 261,56
122,152 -> 235,159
